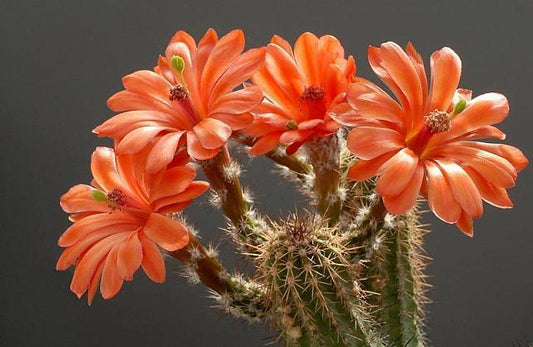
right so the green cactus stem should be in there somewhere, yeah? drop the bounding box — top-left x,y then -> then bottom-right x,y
255,215 -> 384,346
361,211 -> 429,347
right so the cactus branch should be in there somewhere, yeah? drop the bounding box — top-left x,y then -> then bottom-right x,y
200,146 -> 267,249
168,233 -> 270,321
306,134 -> 343,225
362,212 -> 428,347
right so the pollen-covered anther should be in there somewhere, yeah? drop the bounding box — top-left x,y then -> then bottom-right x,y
424,109 -> 451,134
300,86 -> 325,103
106,188 -> 126,209
169,84 -> 188,101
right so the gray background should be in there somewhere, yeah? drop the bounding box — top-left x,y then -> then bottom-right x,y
1,0 -> 531,346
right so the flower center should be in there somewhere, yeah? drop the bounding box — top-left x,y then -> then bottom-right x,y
299,86 -> 326,119
424,109 -> 451,134
106,188 -> 127,209
169,84 -> 189,101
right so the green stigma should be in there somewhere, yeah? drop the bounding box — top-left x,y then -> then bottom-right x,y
453,99 -> 467,115
91,190 -> 107,202
171,55 -> 185,73
286,120 -> 298,130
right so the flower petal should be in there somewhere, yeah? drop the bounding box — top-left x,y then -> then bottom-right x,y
186,131 -> 220,160
376,148 -> 419,197
145,131 -> 185,173
249,132 -> 282,155
143,213 -> 190,251
294,32 -> 320,86
60,184 -> 111,214
347,126 -> 404,160
117,231 -> 143,281
382,164 -> 424,215
425,160 -> 462,223
139,232 -> 166,283
347,151 -> 398,181
436,160 -> 483,218
100,244 -> 124,299
427,47 -> 462,112
193,118 -> 232,150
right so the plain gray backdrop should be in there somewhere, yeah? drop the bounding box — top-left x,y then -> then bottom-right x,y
1,0 -> 531,346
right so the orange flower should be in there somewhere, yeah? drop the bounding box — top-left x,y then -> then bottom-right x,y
246,32 -> 356,155
335,42 -> 528,236
56,146 -> 209,304
94,29 -> 265,172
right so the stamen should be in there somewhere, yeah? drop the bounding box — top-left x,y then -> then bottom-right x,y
424,109 -> 451,134
299,86 -> 326,119
106,188 -> 126,209
169,84 -> 189,101
300,86 -> 325,103
286,120 -> 298,130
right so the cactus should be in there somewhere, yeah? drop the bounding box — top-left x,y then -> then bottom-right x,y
253,214 -> 384,346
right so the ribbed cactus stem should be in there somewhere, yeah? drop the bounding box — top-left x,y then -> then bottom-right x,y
362,212 -> 428,347
201,146 -> 267,249
306,134 -> 342,225
256,215 -> 384,346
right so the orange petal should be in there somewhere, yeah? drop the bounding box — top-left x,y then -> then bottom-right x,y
152,181 -> 210,212
150,165 -> 197,201
433,93 -> 509,144
294,32 -> 320,86
379,42 -> 424,119
436,160 -> 483,218
456,210 -> 474,237
435,144 -> 517,188
425,160 -> 462,223
462,142 -> 528,173
100,244 -> 124,299
201,29 -> 245,96
382,165 -> 424,215
464,167 -> 513,209
210,47 -> 266,99
58,212 -> 138,247
91,147 -> 130,194
70,232 -> 129,298
271,35 -> 293,55
249,132 -> 282,155
427,47 -> 462,112
56,227 -> 121,270
347,151 -> 397,181
193,118 -> 232,150
139,232 -> 166,283
186,131 -> 220,160
60,184 -> 111,214
346,126 -> 404,160
376,148 -> 419,197
210,112 -> 254,131
344,82 -> 404,126
116,126 -> 167,155
279,130 -> 312,144
405,42 -> 428,106
209,86 -> 263,115
143,213 -> 190,251
117,231 -> 143,281
145,131 -> 185,173
87,260 -> 105,305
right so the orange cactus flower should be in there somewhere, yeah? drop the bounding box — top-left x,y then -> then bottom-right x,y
56,146 -> 209,304
335,42 -> 528,236
94,29 -> 265,172
246,32 -> 356,155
